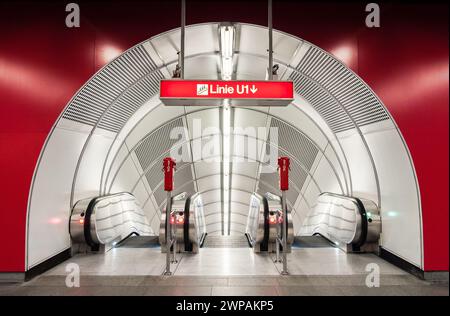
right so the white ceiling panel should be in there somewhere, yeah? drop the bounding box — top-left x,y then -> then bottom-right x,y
232,161 -> 258,178
197,175 -> 221,193
187,108 -> 221,139
194,161 -> 221,179
231,190 -> 252,205
185,55 -> 220,80
205,213 -> 222,225
150,23 -> 219,66
234,108 -> 268,131
231,174 -> 255,192
201,189 -> 221,205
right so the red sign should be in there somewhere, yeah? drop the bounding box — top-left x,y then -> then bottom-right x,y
160,80 -> 294,106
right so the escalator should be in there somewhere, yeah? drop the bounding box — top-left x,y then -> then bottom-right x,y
203,235 -> 250,248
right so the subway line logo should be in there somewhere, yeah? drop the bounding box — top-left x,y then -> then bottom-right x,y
196,84 -> 209,96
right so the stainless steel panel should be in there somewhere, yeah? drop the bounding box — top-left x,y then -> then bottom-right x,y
245,192 -> 294,253
159,192 -> 207,254
70,192 -> 154,247
299,193 -> 381,247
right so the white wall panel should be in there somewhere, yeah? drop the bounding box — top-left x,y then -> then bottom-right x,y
311,154 -> 344,195
330,138 -> 352,194
125,105 -> 184,150
302,175 -> 321,207
295,198 -> 310,232
365,128 -> 422,267
150,212 -> 161,234
27,126 -> 88,268
104,144 -> 130,194
324,143 -> 347,194
338,132 -> 379,203
73,130 -> 115,203
269,105 -> 328,150
133,180 -> 150,207
101,98 -> 163,189
109,156 -> 141,194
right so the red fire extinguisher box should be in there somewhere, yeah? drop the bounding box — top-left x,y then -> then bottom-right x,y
278,157 -> 290,191
163,157 -> 176,192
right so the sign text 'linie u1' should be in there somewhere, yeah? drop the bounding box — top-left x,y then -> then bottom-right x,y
159,80 -> 294,106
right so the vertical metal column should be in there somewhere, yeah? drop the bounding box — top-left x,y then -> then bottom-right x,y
180,0 -> 186,79
163,157 -> 176,276
281,191 -> 288,275
172,210 -> 177,264
278,157 -> 290,275
268,0 -> 273,80
165,191 -> 172,275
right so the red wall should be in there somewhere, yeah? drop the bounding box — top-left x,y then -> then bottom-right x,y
0,1 -> 447,272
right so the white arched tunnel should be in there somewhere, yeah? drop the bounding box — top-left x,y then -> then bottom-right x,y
27,23 -> 423,271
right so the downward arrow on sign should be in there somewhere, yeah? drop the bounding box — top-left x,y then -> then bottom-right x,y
250,85 -> 258,94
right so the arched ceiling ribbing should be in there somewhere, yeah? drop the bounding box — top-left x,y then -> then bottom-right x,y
58,23 -> 394,235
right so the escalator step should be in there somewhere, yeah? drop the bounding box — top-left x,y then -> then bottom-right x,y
203,235 -> 250,248
116,236 -> 159,248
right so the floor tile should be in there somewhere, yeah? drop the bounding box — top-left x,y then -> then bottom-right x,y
211,286 -> 280,296
145,286 -> 212,296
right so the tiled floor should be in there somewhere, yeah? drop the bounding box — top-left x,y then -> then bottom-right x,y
45,248 -> 168,276
43,247 -> 407,277
282,248 -> 406,275
176,248 -> 280,275
1,247 -> 447,296
1,275 -> 448,296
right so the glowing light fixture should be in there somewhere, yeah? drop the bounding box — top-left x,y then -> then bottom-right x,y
220,25 -> 234,58
222,99 -> 231,235
100,45 -> 122,64
269,215 -> 277,225
330,44 -> 355,67
220,24 -> 234,235
219,25 -> 235,235
220,25 -> 235,81
177,215 -> 185,224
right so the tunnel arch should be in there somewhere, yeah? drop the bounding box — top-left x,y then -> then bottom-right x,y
26,22 -> 423,270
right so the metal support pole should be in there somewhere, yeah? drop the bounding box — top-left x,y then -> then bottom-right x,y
275,239 -> 279,262
281,191 -> 288,275
274,211 -> 281,263
164,191 -> 172,275
268,0 -> 273,80
172,216 -> 178,263
180,0 -> 186,79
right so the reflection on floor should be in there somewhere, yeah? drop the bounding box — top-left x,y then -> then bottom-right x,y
1,244 -> 448,296
40,247 -> 407,276
1,274 -> 448,296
